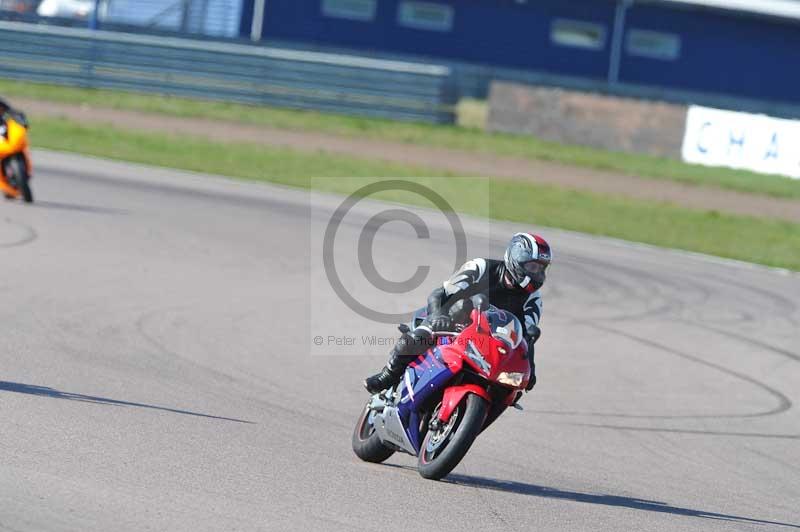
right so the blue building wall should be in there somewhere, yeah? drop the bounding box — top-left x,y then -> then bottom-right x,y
620,4 -> 800,104
259,0 -> 616,78
249,0 -> 800,107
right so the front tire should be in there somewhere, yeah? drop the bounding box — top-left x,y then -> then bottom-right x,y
20,174 -> 32,203
352,403 -> 395,463
418,393 -> 488,480
7,157 -> 32,203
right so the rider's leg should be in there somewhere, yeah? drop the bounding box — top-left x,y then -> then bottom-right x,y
364,326 -> 433,394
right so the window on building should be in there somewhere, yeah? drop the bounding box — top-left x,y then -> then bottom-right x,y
551,19 -> 606,50
626,30 -> 681,60
321,0 -> 377,22
398,1 -> 454,32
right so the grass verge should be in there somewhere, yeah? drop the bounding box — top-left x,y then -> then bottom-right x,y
29,116 -> 800,271
4,78 -> 800,200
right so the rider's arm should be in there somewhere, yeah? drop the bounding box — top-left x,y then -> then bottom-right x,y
426,286 -> 447,317
427,258 -> 487,316
10,110 -> 28,128
522,290 -> 543,341
523,291 -> 543,390
525,342 -> 537,391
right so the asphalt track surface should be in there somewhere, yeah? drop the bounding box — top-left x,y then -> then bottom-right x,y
1,150 -> 798,531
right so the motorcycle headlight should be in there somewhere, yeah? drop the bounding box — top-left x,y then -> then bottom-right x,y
497,372 -> 525,387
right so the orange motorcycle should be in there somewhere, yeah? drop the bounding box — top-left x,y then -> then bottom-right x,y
0,111 -> 33,203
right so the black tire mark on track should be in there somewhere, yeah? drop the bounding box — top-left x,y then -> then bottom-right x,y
531,323 -> 792,420
679,319 -> 800,363
710,273 -> 800,327
558,259 -> 663,317
33,200 -> 128,215
557,255 -> 712,323
574,424 -> 799,440
0,218 -> 37,248
589,324 -> 792,418
748,448 -> 800,474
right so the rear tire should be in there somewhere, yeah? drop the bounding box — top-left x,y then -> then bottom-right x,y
352,403 -> 395,463
417,394 -> 488,480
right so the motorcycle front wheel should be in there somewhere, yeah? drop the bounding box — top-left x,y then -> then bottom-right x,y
351,402 -> 395,463
6,156 -> 32,203
417,393 -> 488,480
20,172 -> 33,203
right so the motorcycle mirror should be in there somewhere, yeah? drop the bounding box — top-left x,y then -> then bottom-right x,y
469,308 -> 483,331
471,294 -> 489,312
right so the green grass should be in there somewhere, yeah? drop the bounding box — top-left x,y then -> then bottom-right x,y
5,79 -> 800,200
30,116 -> 800,271
33,117 -> 440,182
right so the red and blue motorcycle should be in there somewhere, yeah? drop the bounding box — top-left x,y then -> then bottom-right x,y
352,303 -> 532,480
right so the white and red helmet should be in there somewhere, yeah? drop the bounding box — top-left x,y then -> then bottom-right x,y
503,233 -> 552,293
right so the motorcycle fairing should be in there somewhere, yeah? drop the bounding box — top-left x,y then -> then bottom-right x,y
0,117 -> 32,198
438,384 -> 491,424
0,118 -> 27,157
396,348 -> 455,454
372,405 -> 417,455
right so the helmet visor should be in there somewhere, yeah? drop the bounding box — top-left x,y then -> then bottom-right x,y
523,261 -> 548,275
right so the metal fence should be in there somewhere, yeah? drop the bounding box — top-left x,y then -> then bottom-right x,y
261,36 -> 800,121
0,21 -> 457,123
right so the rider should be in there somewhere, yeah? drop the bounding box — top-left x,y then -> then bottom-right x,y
0,100 -> 7,136
0,99 -> 27,130
364,232 -> 552,395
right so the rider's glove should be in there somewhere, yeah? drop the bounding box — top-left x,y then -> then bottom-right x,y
528,324 -> 542,344
429,314 -> 453,332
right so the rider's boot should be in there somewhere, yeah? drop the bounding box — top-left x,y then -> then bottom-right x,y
363,352 -> 408,394
364,329 -> 432,394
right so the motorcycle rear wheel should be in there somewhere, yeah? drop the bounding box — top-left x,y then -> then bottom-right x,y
417,393 -> 488,480
352,402 -> 395,463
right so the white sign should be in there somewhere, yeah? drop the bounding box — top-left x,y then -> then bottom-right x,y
681,105 -> 800,180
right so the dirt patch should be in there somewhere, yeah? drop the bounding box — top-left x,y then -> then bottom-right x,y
18,98 -> 800,223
